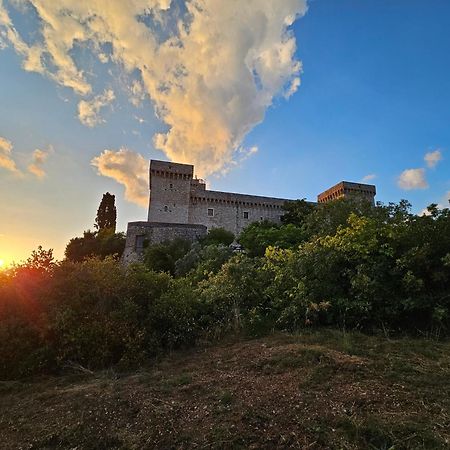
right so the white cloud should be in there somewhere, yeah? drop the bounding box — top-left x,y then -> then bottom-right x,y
28,147 -> 51,179
397,168 -> 428,190
91,149 -> 148,207
78,89 -> 115,127
0,136 -> 21,175
361,174 -> 376,183
0,0 -> 89,94
1,0 -> 308,176
424,149 -> 442,168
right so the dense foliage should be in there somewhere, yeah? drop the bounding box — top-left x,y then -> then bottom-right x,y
1,200 -> 449,379
65,229 -> 126,262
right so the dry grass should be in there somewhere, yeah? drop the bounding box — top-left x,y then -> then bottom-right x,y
1,330 -> 449,449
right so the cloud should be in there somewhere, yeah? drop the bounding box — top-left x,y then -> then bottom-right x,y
397,168 -> 428,190
28,147 -> 51,179
0,136 -> 21,175
361,174 -> 376,183
1,0 -> 308,176
91,149 -> 148,207
78,89 -> 115,127
424,149 -> 442,168
130,80 -> 146,107
0,0 -> 89,94
219,145 -> 259,175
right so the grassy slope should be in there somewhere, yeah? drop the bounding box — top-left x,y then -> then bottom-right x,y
0,331 -> 449,449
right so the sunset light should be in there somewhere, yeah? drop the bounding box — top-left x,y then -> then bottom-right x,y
1,1 -> 450,447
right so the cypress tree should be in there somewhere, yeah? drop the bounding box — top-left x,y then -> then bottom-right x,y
95,192 -> 117,233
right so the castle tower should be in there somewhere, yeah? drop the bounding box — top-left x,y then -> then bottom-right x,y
317,181 -> 376,205
147,160 -> 194,223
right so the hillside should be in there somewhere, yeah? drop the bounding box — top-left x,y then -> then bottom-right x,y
1,331 -> 449,449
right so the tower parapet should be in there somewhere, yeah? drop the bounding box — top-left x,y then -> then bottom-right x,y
317,181 -> 376,205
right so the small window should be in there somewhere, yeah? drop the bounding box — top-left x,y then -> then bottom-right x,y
207,208 -> 214,217
164,205 -> 168,212
243,211 -> 249,219
169,183 -> 173,189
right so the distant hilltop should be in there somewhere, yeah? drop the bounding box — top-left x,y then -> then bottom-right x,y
122,160 -> 376,263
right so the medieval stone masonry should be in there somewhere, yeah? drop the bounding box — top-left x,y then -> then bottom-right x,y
122,160 -> 376,263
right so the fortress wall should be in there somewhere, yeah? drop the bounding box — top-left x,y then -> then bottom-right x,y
123,159 -> 379,264
122,221 -> 207,264
188,191 -> 286,235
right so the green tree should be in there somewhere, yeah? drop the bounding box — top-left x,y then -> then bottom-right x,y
65,230 -> 126,262
200,227 -> 235,247
239,221 -> 305,257
301,197 -> 392,239
143,238 -> 192,275
175,243 -> 233,280
281,198 -> 315,227
95,192 -> 117,233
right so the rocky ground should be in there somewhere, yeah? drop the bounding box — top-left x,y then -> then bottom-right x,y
1,330 -> 449,449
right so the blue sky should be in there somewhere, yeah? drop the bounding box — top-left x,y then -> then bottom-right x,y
0,0 -> 449,264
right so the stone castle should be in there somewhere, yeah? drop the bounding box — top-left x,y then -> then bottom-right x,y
122,160 -> 376,263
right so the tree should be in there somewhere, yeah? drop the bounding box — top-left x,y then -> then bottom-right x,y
281,199 -> 315,227
239,221 -> 305,257
95,192 -> 117,233
65,231 -> 97,262
23,246 -> 55,274
65,192 -> 125,262
65,230 -> 126,262
143,239 -> 192,275
175,242 -> 233,279
200,227 -> 235,247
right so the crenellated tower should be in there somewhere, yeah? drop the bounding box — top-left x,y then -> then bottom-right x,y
147,160 -> 194,223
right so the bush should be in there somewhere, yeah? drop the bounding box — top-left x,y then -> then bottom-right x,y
200,227 -> 235,247
65,230 -> 126,262
1,200 -> 450,379
143,238 -> 192,275
175,243 -> 233,280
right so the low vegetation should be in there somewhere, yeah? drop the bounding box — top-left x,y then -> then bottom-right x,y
1,331 -> 449,449
1,197 -> 449,447
1,199 -> 449,380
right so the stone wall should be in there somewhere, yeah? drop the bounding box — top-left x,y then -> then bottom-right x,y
122,221 -> 207,264
146,160 -> 293,236
189,190 -> 287,236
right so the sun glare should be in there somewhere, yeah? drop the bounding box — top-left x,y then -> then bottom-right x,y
0,259 -> 5,269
